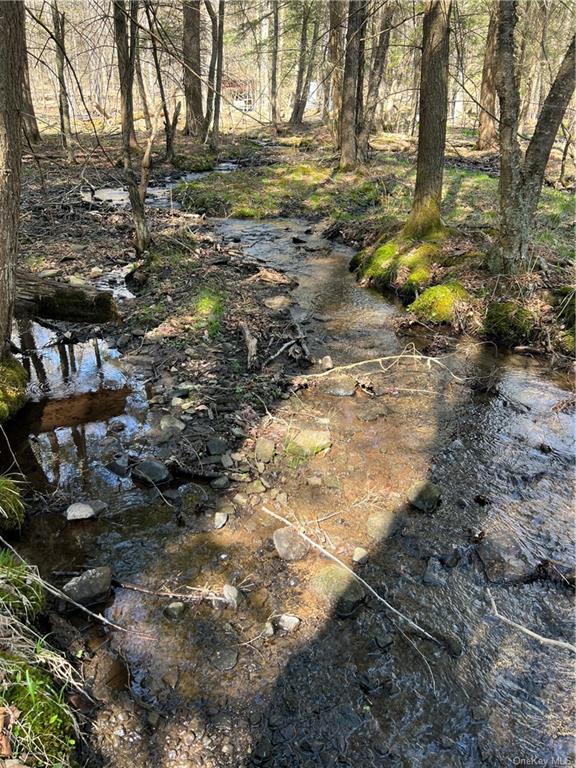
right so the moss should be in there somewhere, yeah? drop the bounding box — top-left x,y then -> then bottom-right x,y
484,301 -> 534,346
0,475 -> 25,532
172,152 -> 217,172
402,198 -> 448,240
192,288 -> 224,337
356,239 -> 438,297
409,282 -> 469,324
1,662 -> 76,766
0,355 -> 27,423
0,549 -> 44,616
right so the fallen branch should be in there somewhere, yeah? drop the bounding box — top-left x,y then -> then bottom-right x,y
260,506 -> 439,645
113,579 -> 226,602
240,321 -> 258,369
263,335 -> 305,367
487,589 -> 576,652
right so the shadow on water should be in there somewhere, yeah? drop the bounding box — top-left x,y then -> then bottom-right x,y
2,220 -> 574,768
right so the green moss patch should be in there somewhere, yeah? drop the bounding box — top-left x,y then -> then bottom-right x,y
355,238 -> 441,298
0,475 -> 25,532
484,302 -> 535,346
409,282 -> 469,324
0,549 -> 44,616
0,356 -> 27,423
192,288 -> 224,337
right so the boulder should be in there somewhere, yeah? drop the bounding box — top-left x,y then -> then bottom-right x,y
273,526 -> 310,561
63,566 -> 112,606
408,480 -> 441,513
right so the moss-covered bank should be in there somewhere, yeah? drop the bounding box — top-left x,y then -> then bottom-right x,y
0,355 -> 27,423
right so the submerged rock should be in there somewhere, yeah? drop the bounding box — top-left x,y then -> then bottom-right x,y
132,459 -> 172,486
164,601 -> 186,619
312,565 -> 365,617
325,375 -> 356,397
65,502 -> 97,521
408,480 -> 441,513
286,429 -> 331,457
210,647 -> 238,672
273,526 -> 310,561
107,453 -> 130,477
63,566 -> 112,606
477,533 -> 535,583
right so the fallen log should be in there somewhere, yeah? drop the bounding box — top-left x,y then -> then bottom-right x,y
15,270 -> 117,322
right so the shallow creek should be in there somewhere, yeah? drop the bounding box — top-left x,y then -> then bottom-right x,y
3,218 -> 575,768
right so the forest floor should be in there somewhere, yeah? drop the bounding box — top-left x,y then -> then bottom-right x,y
2,126 -> 575,768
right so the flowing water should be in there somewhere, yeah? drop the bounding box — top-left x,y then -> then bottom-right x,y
4,216 -> 574,768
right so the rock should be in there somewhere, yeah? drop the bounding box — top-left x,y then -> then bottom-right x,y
408,480 -> 441,513
273,526 -> 310,561
162,668 -> 179,688
286,429 -> 331,457
352,547 -> 369,564
223,584 -> 239,608
131,327 -> 146,337
63,566 -> 112,606
276,614 -> 300,632
232,493 -> 249,507
255,438 -> 275,463
423,556 -> 446,586
312,565 -> 365,617
262,621 -> 275,637
307,475 -> 322,487
319,355 -> 333,370
366,508 -> 398,540
207,437 -> 229,455
164,601 -> 186,619
214,511 -> 229,529
107,453 -> 130,477
132,459 -> 172,486
160,414 -> 186,432
264,295 -> 292,311
210,647 -> 238,672
65,502 -> 97,520
477,532 -> 536,583
117,333 -> 131,349
90,266 -> 104,278
325,375 -> 356,397
67,274 -> 86,287
221,452 -> 234,469
275,491 -> 288,505
246,479 -> 266,495
211,475 -> 230,490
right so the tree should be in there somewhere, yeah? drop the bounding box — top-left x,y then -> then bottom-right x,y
495,1 -> 575,272
209,0 -> 225,149
22,34 -> 41,144
290,9 -> 319,126
328,1 -> 346,146
51,0 -> 74,161
203,0 -> 218,140
183,0 -> 203,135
0,2 -> 25,355
357,2 -> 394,161
269,0 -> 279,130
289,3 -> 311,126
339,0 -> 367,170
403,0 -> 452,239
474,3 -> 498,150
112,0 -> 150,254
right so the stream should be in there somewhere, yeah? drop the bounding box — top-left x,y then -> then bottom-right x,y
3,214 -> 575,767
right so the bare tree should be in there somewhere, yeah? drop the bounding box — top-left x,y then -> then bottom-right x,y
328,0 -> 346,146
289,3 -> 311,126
291,10 -> 319,126
203,0 -> 218,140
339,0 -> 366,169
22,34 -> 41,144
51,0 -> 74,160
183,0 -> 204,135
135,27 -> 152,131
474,3 -> 498,150
0,1 -> 25,355
403,0 -> 452,238
495,1 -> 575,272
269,0 -> 279,130
112,0 -> 150,254
210,0 -> 225,149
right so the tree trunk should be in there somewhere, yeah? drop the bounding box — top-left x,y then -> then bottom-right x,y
135,29 -> 152,131
145,2 -> 175,162
354,0 -> 367,136
203,0 -> 218,140
292,13 -> 319,125
15,270 -> 117,322
475,4 -> 498,150
51,0 -> 74,161
22,37 -> 41,143
403,0 -> 452,239
0,1 -> 25,356
328,0 -> 345,147
113,0 -> 150,255
289,4 -> 310,126
357,3 -> 393,161
339,1 -> 365,170
209,0 -> 225,149
183,0 -> 204,136
270,0 -> 279,129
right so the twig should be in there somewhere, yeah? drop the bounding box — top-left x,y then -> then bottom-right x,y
239,321 -> 258,369
487,589 -> 576,653
113,580 -> 226,602
263,335 -> 305,367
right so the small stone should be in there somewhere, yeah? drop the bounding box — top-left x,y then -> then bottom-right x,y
107,453 -> 130,477
207,437 -> 229,455
408,481 -> 441,513
324,474 -> 340,489
223,584 -> 239,608
210,647 -> 238,672
366,509 -> 397,540
90,266 -> 104,278
275,491 -> 288,505
63,566 -> 112,606
132,459 -> 171,486
162,668 -> 179,688
312,565 -> 365,617
221,452 -> 234,469
307,475 -> 322,487
319,355 -> 333,371
164,601 -> 186,619
214,511 -> 229,529
273,526 -> 310,561
68,274 -> 86,287
325,375 -> 356,397
276,614 -> 300,632
65,502 -> 97,521
255,438 -> 276,463
246,479 -> 266,495
117,333 -> 131,349
286,429 -> 331,457
232,493 -> 248,507
131,327 -> 146,337
352,547 -> 369,564
262,621 -> 275,637
160,414 -> 186,432
171,397 -> 185,408
423,556 -> 446,586
211,475 -> 230,490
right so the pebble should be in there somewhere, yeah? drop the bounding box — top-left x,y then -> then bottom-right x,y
210,647 -> 238,672
63,566 -> 112,606
132,459 -> 172,486
211,475 -> 230,490
65,502 -> 97,520
223,584 -> 239,608
246,479 -> 266,494
213,511 -> 229,529
352,547 -> 369,564
408,480 -> 442,513
366,508 -> 397,540
164,601 -> 186,619
207,437 -> 229,455
273,526 -> 310,561
276,614 -> 300,632
255,437 -> 275,463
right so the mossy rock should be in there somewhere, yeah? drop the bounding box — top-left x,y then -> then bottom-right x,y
285,429 -> 332,458
2,662 -> 76,765
408,282 -> 469,324
0,549 -> 44,616
484,302 -> 534,346
0,355 -> 27,423
0,475 -> 25,532
356,238 -> 438,298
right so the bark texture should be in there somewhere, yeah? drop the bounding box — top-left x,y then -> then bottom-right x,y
289,4 -> 311,125
475,4 -> 498,150
328,0 -> 346,146
22,38 -> 41,143
339,0 -> 366,169
51,0 -> 74,160
0,1 -> 25,355
270,0 -> 279,128
209,0 -> 225,149
183,0 -> 204,136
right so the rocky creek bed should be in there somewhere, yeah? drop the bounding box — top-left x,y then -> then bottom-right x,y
2,153 -> 575,767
